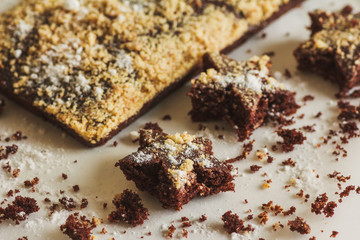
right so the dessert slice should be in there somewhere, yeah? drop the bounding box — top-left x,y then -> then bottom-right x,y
0,0 -> 304,147
188,52 -> 299,141
116,123 -> 234,210
294,6 -> 360,95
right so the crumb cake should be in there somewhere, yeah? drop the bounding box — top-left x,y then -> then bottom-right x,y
0,0 -> 304,146
188,52 -> 299,141
294,6 -> 360,95
116,123 -> 234,210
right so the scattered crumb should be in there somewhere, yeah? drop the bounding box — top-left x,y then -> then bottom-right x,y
60,213 -> 95,240
108,189 -> 149,227
0,196 -> 39,224
288,217 -> 311,235
277,129 -> 306,152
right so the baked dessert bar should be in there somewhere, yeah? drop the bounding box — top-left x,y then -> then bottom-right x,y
0,0 -> 304,146
116,123 -> 235,210
188,52 -> 299,141
294,6 -> 360,95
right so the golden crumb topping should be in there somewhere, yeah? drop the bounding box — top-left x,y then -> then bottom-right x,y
0,0 -> 289,144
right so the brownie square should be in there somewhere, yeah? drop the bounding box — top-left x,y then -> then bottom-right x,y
294,6 -> 360,95
0,0 -> 303,146
188,52 -> 299,141
116,123 -> 235,210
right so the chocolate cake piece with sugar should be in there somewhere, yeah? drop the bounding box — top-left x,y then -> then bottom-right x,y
188,52 -> 299,141
116,123 -> 235,210
294,6 -> 360,95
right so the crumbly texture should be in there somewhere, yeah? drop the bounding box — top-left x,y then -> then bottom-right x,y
222,210 -> 254,234
0,144 -> 18,160
116,123 -> 234,210
108,189 -> 149,227
0,196 -> 39,224
288,216 -> 311,235
188,52 -> 299,141
294,6 -> 360,95
60,213 -> 95,240
0,0 -> 303,146
276,128 -> 306,152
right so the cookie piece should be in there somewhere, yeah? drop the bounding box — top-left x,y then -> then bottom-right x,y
294,6 -> 360,95
0,0 -> 303,146
188,52 -> 299,141
116,123 -> 235,210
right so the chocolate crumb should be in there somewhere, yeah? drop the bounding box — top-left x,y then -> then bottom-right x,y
258,211 -> 269,224
59,197 -> 77,211
282,158 -> 296,167
302,125 -> 316,132
60,213 -> 95,240
339,185 -> 355,198
222,211 -> 253,234
283,206 -> 296,216
0,144 -> 18,160
250,165 -> 262,173
227,140 -> 255,163
315,112 -> 322,118
284,69 -> 292,79
199,214 -> 207,222
108,189 -> 149,227
288,217 -> 311,235
24,177 -> 39,192
73,185 -> 80,192
323,201 -> 337,218
0,196 -> 39,224
277,129 -> 306,152
80,199 -> 88,209
302,95 -> 314,102
162,115 -> 172,121
167,225 -> 176,238
330,231 -> 339,238
62,173 -> 68,180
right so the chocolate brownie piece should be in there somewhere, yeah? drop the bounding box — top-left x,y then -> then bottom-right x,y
188,52 -> 299,141
116,123 -> 234,210
0,0 -> 303,147
294,6 -> 360,95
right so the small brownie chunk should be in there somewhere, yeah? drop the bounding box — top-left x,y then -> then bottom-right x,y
188,52 -> 299,141
222,211 -> 253,234
108,189 -> 149,227
277,128 -> 306,152
288,216 -> 311,235
60,213 -> 95,240
294,6 -> 360,95
0,196 -> 39,224
116,123 -> 234,210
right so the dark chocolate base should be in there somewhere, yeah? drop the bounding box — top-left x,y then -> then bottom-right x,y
0,0 -> 304,147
